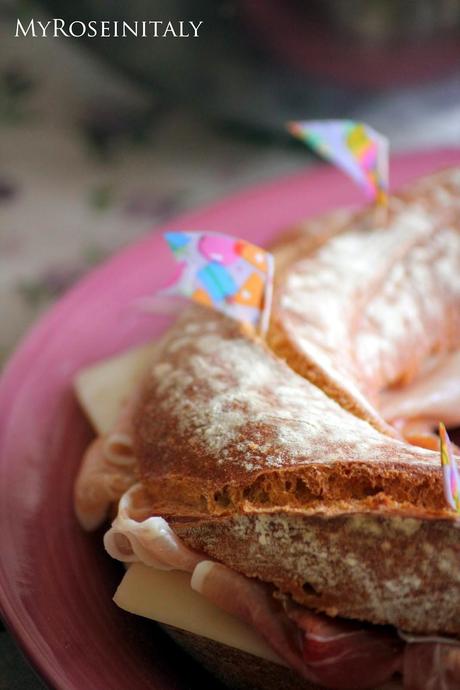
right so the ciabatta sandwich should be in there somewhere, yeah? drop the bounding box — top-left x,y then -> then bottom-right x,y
74,168 -> 460,690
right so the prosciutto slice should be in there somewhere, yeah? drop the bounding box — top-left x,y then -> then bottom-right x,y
192,561 -> 406,688
287,606 -> 403,689
74,390 -> 140,531
191,560 -> 308,678
104,484 -> 203,572
404,642 -> 460,690
74,437 -> 136,531
380,351 -> 460,430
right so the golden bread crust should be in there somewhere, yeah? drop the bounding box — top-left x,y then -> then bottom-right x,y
134,308 -> 448,521
270,207 -> 355,279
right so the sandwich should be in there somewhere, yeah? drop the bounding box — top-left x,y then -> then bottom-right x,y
73,167 -> 460,690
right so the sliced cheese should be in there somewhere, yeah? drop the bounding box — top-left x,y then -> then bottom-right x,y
74,341 -> 157,434
114,563 -> 284,665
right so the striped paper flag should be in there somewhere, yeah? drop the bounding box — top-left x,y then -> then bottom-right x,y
439,422 -> 460,513
288,119 -> 389,205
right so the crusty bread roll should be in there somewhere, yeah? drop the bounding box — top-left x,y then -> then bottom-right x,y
269,168 -> 460,435
133,306 -> 458,636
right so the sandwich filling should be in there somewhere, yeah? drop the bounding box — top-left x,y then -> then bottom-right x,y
103,482 -> 459,690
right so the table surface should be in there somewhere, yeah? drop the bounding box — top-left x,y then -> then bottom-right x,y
2,5 -> 460,689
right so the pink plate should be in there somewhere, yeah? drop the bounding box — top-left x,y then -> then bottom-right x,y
1,149 -> 460,690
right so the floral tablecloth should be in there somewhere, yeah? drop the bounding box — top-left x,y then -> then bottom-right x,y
3,8 -> 460,370
0,13 -> 312,368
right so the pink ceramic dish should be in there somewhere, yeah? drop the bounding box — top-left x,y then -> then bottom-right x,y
1,149 -> 460,690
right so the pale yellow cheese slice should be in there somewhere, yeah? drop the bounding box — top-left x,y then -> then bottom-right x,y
74,341 -> 158,434
114,567 -> 402,689
115,563 -> 284,665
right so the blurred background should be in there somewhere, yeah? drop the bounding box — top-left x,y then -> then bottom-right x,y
0,0 -> 303,367
2,0 -> 460,686
2,0 -> 460,367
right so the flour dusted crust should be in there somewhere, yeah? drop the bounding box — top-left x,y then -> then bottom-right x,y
269,168 -> 460,433
134,308 -> 447,520
270,207 -> 355,279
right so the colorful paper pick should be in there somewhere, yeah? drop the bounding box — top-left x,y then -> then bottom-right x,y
288,119 -> 389,205
162,231 -> 274,335
439,422 -> 460,513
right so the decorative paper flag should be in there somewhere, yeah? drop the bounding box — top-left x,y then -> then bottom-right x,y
439,422 -> 460,514
288,120 -> 389,205
162,231 -> 274,335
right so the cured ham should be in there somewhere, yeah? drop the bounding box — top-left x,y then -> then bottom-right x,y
403,642 -> 460,690
192,561 -> 404,689
104,484 -> 203,572
191,561 -> 307,677
288,606 -> 403,689
74,437 -> 136,531
380,351 -> 460,431
74,391 -> 139,530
